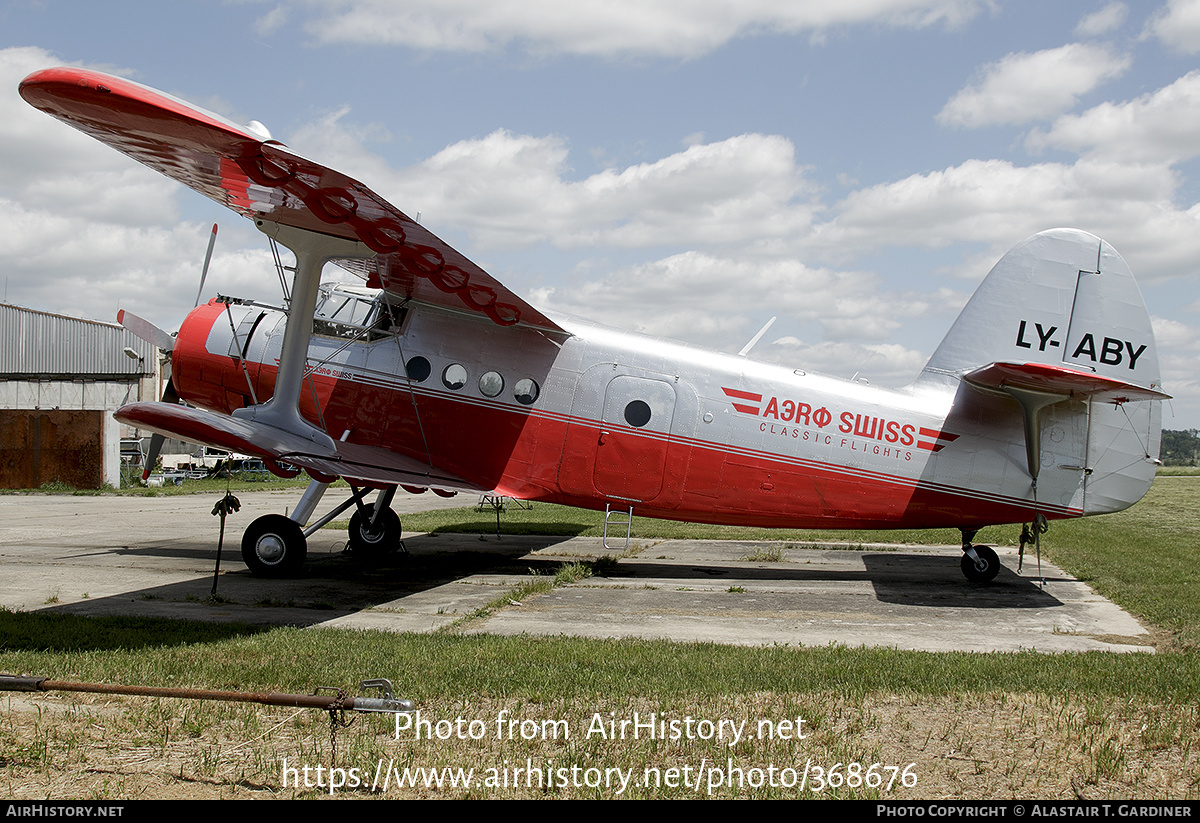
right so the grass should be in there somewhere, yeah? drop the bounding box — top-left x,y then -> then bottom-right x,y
2,626 -> 1199,798
3,626 -> 1200,702
2,475 -> 1199,798
1034,475 -> 1200,646
1156,466 -> 1200,476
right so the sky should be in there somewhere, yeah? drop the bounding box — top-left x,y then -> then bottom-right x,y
1,0 -> 1198,429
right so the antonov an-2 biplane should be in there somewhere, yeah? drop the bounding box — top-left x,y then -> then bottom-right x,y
20,67 -> 1169,583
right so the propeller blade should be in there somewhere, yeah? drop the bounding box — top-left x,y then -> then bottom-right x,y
141,380 -> 180,481
118,309 -> 174,353
194,223 -> 218,307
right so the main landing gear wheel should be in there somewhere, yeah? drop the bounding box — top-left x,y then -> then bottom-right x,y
241,514 -> 307,577
347,507 -> 402,560
960,545 -> 1000,583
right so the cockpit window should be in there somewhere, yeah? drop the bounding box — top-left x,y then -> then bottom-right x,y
312,284 -> 405,341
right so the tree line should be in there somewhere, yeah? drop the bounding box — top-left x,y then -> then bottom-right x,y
1161,429 -> 1200,465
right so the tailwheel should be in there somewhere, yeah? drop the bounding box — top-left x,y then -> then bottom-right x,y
348,506 -> 402,560
242,514 -> 307,577
960,544 -> 1000,583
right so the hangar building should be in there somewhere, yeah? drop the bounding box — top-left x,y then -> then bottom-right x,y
0,303 -> 160,489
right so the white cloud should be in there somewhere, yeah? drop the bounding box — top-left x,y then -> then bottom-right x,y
1026,70 -> 1200,164
809,155 -> 1200,284
1144,0 -> 1200,54
532,251 -> 937,355
1152,316 -> 1200,426
0,48 -> 174,219
1076,2 -> 1127,37
764,339 -> 930,385
937,43 -> 1130,128
254,5 -> 290,37
295,0 -> 985,58
290,119 -> 819,253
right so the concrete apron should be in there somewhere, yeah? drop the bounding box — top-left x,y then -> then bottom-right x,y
0,492 -> 1152,653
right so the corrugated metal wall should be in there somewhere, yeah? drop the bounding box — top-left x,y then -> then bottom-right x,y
0,304 -> 160,488
0,304 -> 154,378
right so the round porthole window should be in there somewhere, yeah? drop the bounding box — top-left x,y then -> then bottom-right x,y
442,363 -> 467,390
405,356 -> 431,382
624,400 -> 652,428
513,378 -> 539,405
479,371 -> 504,397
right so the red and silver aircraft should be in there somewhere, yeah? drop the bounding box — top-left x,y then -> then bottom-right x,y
20,67 -> 1169,583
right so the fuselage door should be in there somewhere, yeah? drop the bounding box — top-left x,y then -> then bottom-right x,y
593,375 -> 678,502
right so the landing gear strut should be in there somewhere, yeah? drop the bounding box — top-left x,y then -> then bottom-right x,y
346,486 -> 403,561
959,527 -> 1000,583
240,481 -> 403,577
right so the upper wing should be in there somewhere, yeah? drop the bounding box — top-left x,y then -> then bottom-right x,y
20,67 -> 564,334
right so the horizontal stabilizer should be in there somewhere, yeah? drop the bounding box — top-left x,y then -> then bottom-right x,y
964,361 -> 1170,404
115,401 -> 483,492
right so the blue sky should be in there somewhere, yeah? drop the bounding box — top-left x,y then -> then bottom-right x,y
2,0 -> 1198,428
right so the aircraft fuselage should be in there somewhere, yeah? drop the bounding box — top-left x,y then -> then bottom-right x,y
172,286 -> 1156,532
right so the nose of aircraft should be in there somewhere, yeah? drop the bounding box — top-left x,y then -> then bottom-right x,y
118,300 -> 229,479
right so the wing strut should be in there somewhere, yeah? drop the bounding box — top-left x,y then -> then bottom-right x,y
231,220 -> 374,450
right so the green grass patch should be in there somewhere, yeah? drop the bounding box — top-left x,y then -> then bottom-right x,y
1035,476 -> 1200,646
3,622 -> 1200,703
0,609 -> 272,652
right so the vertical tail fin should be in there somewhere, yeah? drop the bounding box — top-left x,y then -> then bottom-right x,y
923,228 -> 1163,393
923,229 -> 1165,515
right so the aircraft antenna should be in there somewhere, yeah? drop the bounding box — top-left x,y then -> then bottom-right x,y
851,350 -> 878,383
738,316 -> 776,357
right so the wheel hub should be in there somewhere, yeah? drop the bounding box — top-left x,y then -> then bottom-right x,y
256,533 -> 286,564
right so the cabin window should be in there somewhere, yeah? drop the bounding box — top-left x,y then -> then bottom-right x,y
513,378 -> 539,405
624,400 -> 652,428
479,371 -> 504,398
405,356 -> 431,383
442,364 -> 467,390
312,284 -> 405,341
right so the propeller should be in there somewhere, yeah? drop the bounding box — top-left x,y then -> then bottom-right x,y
118,308 -> 178,480
116,309 -> 173,353
118,223 -> 219,480
194,223 -> 218,308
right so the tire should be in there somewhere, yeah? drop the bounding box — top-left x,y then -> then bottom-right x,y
348,507 -> 402,558
960,544 -> 1000,583
241,514 -> 307,577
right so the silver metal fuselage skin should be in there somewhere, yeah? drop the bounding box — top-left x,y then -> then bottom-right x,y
182,288 -> 1159,531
